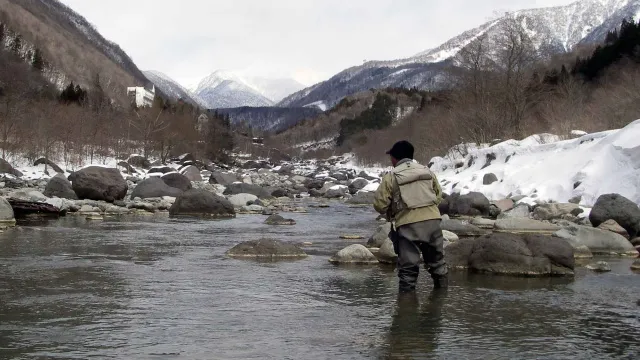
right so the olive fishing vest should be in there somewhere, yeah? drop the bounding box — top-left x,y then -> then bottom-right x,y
390,161 -> 437,216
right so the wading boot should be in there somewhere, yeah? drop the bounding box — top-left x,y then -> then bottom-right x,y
432,273 -> 448,289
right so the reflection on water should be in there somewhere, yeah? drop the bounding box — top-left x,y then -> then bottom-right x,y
0,203 -> 639,359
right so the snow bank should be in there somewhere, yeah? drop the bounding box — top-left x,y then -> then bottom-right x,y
430,120 -> 640,207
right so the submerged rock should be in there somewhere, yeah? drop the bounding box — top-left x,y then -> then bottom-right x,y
329,244 -> 379,265
264,215 -> 296,225
585,261 -> 611,273
226,239 -> 307,259
445,233 -> 575,276
169,189 -> 235,218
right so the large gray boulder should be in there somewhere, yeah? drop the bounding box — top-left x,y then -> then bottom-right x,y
329,244 -> 380,265
589,194 -> 640,238
368,222 -> 392,248
348,178 -> 369,194
226,239 -> 307,259
209,171 -> 238,186
304,179 -> 324,190
69,166 -> 127,202
130,177 -> 183,199
8,189 -> 47,202
553,222 -> 638,256
377,238 -> 398,264
494,218 -> 561,235
324,186 -> 348,199
483,173 -> 498,185
346,191 -> 376,205
44,174 -> 78,200
264,214 -> 296,225
0,158 -> 22,177
0,197 -> 16,226
180,165 -> 203,182
161,173 -> 192,192
498,203 -> 531,219
445,233 -> 575,276
223,183 -> 272,199
450,192 -> 491,217
169,189 -> 235,218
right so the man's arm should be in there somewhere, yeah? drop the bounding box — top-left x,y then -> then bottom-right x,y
373,173 -> 393,215
432,172 -> 443,205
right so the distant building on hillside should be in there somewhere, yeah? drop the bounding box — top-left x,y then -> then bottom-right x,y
127,84 -> 155,108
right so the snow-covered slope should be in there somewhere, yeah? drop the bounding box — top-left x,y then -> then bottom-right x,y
144,70 -> 207,108
279,0 -> 640,109
193,70 -> 305,109
427,119 -> 640,207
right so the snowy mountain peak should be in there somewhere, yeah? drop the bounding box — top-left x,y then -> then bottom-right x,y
143,70 -> 208,108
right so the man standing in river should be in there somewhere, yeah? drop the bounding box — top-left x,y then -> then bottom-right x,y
373,140 -> 448,292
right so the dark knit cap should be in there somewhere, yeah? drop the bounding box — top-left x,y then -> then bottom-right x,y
386,140 -> 414,160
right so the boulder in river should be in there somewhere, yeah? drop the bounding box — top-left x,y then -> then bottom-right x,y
169,189 -> 235,218
498,203 -> 531,219
228,193 -> 258,207
596,219 -> 629,238
533,203 -> 581,221
127,155 -> 151,169
552,221 -> 638,257
449,192 -> 492,217
445,233 -> 575,276
377,238 -> 398,264
130,177 -> 183,199
585,261 -> 611,273
226,239 -> 307,259
180,165 -> 203,182
589,193 -> 640,238
223,183 -> 272,199
494,218 -> 561,235
346,191 -> 376,205
209,171 -> 238,186
442,219 -> 489,237
69,166 -> 127,202
367,222 -> 392,248
329,244 -> 380,265
631,260 -> 640,271
348,178 -> 369,194
264,215 -> 296,225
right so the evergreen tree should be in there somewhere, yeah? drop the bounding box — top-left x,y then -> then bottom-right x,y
0,23 -> 5,46
10,34 -> 21,55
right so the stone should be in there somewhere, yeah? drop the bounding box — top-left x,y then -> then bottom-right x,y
597,219 -> 630,238
304,179 -> 324,190
148,166 -> 174,174
498,203 -> 531,219
442,230 -> 459,242
377,238 -> 398,264
0,158 -> 22,177
226,239 -> 307,259
325,186 -> 348,199
345,191 -> 376,205
450,192 -> 491,217
0,197 -> 16,226
367,222 -> 392,248
127,201 -> 157,213
573,245 -> 594,259
8,189 -> 47,202
632,237 -> 640,247
271,188 -> 289,198
441,219 -> 489,237
348,178 -> 369,194
631,260 -> 640,271
169,189 -> 235,218
117,161 -> 138,174
290,175 -> 307,184
177,153 -> 196,164
471,218 -> 496,229
223,183 -> 272,199
161,173 -> 192,192
329,244 -> 380,265
445,233 -> 575,276
340,235 -> 364,240
130,177 -> 183,199
69,166 -> 127,202
127,155 -> 151,169
483,173 -> 498,185
34,158 -> 63,173
552,222 -> 638,256
330,173 -> 348,181
228,193 -> 258,207
278,165 -> 295,175
209,171 -> 238,186
264,214 -> 296,225
79,204 -> 100,213
180,165 -> 203,182
589,193 -> 640,238
586,261 -> 611,273
494,218 -> 560,235
533,203 -> 580,221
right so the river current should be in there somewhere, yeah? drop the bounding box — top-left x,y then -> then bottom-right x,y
1,202 -> 638,359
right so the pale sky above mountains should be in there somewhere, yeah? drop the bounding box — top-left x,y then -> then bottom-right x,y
60,0 -> 575,87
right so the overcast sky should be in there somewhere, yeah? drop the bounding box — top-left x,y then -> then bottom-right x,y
59,0 -> 575,87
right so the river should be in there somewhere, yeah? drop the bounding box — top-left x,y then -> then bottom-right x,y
0,202 -> 638,359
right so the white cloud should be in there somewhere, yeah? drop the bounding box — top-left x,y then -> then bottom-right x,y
59,0 -> 575,87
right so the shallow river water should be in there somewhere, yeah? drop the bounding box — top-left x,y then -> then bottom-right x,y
0,202 -> 639,359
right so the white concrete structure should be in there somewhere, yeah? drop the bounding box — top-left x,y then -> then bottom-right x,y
127,85 -> 155,108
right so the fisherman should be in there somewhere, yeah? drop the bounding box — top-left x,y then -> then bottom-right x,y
373,140 -> 448,292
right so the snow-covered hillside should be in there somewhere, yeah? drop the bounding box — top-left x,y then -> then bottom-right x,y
279,0 -> 640,110
426,119 -> 640,207
193,70 -> 305,109
144,70 -> 208,108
